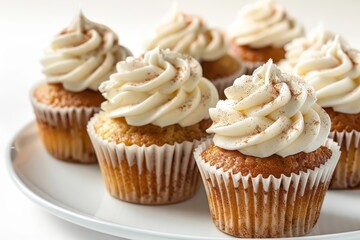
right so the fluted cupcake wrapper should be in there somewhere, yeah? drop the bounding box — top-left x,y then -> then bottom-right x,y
87,113 -> 212,205
211,63 -> 246,99
194,139 -> 340,238
329,130 -> 360,189
30,93 -> 98,163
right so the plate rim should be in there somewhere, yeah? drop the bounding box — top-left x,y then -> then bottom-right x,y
6,121 -> 360,240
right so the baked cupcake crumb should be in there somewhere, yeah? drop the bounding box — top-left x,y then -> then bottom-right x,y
325,107 -> 360,132
201,144 -> 332,178
33,83 -> 104,108
201,54 -> 240,80
231,43 -> 286,63
94,114 -> 211,146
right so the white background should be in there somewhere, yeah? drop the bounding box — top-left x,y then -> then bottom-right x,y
1,0 -> 360,239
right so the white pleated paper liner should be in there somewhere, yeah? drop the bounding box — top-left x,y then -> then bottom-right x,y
194,139 -> 340,238
210,62 -> 246,99
87,112 -> 212,205
30,85 -> 99,163
329,130 -> 360,189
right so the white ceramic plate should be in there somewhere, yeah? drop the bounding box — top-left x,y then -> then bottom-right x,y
7,122 -> 360,240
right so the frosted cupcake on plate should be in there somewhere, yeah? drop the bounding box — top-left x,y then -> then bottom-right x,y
145,8 -> 245,98
31,12 -> 132,163
194,60 -> 340,238
294,36 -> 360,189
229,0 -> 303,72
87,48 -> 219,204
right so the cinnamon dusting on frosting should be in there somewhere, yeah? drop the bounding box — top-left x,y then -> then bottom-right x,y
145,10 -> 228,62
207,59 -> 330,158
294,36 -> 360,114
229,0 -> 303,49
100,48 -> 219,127
41,11 -> 132,92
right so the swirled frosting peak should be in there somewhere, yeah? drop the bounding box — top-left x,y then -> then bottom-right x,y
229,0 -> 303,48
294,36 -> 360,114
207,59 -> 330,158
284,25 -> 338,67
99,48 -> 219,127
41,11 -> 132,92
145,10 -> 228,62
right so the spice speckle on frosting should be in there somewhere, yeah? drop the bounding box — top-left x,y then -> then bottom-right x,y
207,59 -> 331,158
145,9 -> 228,62
100,48 -> 219,127
229,0 -> 303,49
41,11 -> 132,92
293,36 -> 360,114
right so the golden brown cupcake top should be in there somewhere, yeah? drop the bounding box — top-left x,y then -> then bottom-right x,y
201,54 -> 241,80
201,144 -> 332,178
230,44 -> 285,63
93,113 -> 211,146
325,108 -> 360,132
33,82 -> 104,108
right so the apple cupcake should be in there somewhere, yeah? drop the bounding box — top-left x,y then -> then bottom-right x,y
145,10 -> 245,99
87,48 -> 219,204
294,36 -> 360,189
229,0 -> 303,72
194,60 -> 340,238
31,12 -> 132,163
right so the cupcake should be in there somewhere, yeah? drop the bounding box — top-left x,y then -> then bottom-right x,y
279,25 -> 340,73
229,0 -> 303,72
294,36 -> 360,189
31,12 -> 132,163
145,9 -> 245,99
87,48 -> 219,204
194,60 -> 340,238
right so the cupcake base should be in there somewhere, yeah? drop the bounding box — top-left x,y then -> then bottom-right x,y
229,43 -> 286,74
88,113 -> 211,205
195,139 -> 340,238
207,175 -> 328,238
31,95 -> 98,163
330,130 -> 360,189
98,154 -> 200,205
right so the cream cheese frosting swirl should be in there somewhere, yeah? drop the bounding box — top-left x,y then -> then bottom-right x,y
41,12 -> 132,92
145,11 -> 228,62
284,25 -> 337,67
229,0 -> 303,48
99,48 -> 219,127
207,60 -> 330,158
294,36 -> 360,114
